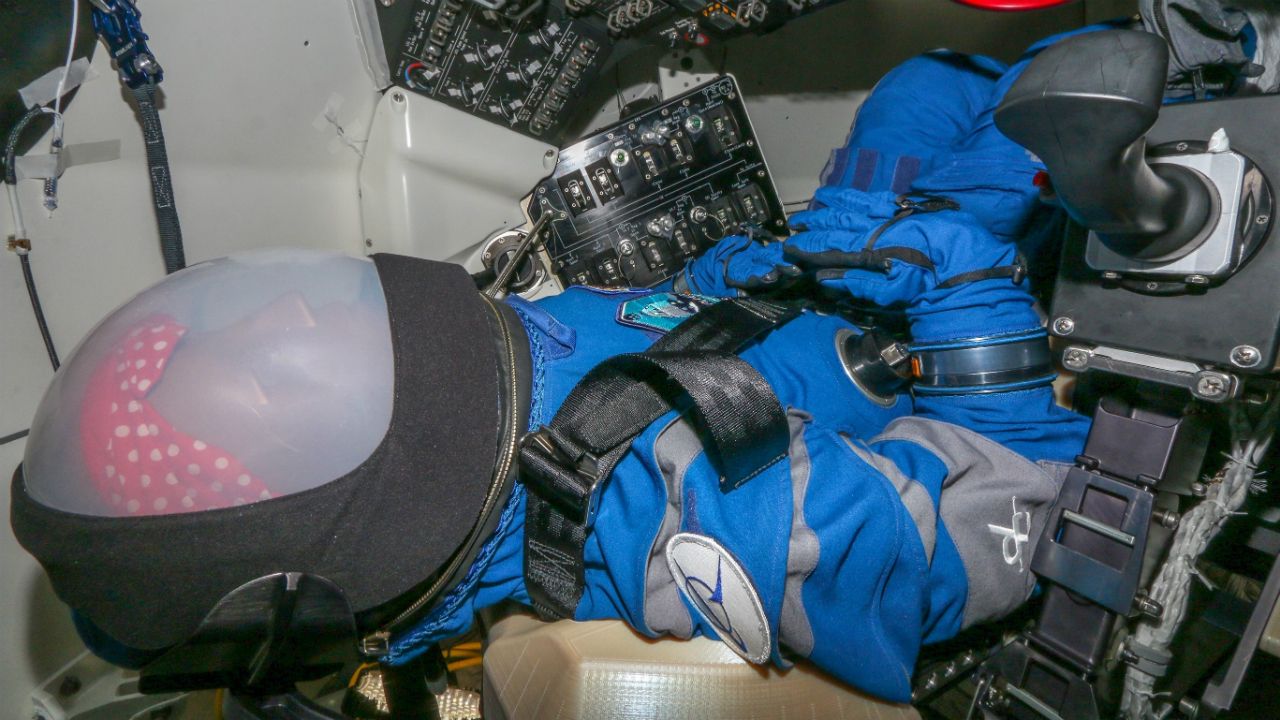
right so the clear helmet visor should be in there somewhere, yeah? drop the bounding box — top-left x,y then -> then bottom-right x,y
23,249 -> 394,517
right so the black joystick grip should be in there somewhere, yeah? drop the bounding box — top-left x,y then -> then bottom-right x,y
996,31 -> 1211,260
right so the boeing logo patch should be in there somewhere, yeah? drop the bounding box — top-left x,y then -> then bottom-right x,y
665,532 -> 771,664
987,496 -> 1031,571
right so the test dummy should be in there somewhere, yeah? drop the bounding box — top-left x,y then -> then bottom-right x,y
11,40 -> 1091,704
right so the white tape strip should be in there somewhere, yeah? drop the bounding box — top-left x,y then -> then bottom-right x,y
19,58 -> 98,109
14,140 -> 122,181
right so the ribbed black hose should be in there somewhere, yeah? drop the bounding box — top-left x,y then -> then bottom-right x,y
20,252 -> 60,371
4,105 -> 48,184
131,80 -> 186,274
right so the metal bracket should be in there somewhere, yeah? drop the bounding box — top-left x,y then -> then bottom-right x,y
1061,344 -> 1239,403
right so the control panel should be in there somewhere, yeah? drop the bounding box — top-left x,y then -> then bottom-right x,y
528,75 -> 786,288
375,0 -> 847,143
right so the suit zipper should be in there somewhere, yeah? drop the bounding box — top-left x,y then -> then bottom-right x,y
361,294 -> 521,657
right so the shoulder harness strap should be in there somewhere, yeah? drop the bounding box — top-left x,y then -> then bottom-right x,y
520,297 -> 802,619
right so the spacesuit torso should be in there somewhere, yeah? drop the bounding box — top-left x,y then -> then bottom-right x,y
384,285 -> 1087,702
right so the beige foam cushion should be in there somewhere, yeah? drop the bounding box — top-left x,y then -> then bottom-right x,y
482,613 -> 920,720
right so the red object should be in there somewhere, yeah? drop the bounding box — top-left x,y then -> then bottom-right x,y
79,316 -> 274,515
952,0 -> 1074,10
1032,171 -> 1050,187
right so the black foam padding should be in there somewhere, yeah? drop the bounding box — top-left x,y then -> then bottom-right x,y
12,254 -> 502,651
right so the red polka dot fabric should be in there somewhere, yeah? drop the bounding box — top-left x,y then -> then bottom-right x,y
78,316 -> 275,515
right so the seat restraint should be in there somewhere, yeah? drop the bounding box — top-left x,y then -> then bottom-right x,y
519,298 -> 802,619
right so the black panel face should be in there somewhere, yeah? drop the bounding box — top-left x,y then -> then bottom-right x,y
529,76 -> 786,288
1050,94 -> 1280,373
376,0 -> 848,143
383,1 -> 610,142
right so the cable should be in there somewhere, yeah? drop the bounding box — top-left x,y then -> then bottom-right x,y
347,661 -> 379,689
6,107 -> 63,373
1120,393 -> 1280,719
4,106 -> 52,185
43,0 -> 80,211
52,0 -> 81,128
0,429 -> 31,446
445,656 -> 483,672
20,252 -> 61,371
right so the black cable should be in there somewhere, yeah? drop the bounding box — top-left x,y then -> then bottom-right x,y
131,80 -> 186,274
6,105 -> 62,373
20,252 -> 61,371
0,429 -> 31,447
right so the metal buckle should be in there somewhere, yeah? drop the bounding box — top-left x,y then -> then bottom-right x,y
519,427 -> 603,524
895,193 -> 961,214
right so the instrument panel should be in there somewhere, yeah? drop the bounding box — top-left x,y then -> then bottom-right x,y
375,0 -> 846,143
529,75 -> 786,288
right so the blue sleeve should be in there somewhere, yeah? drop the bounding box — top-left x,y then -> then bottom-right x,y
913,387 -> 1089,464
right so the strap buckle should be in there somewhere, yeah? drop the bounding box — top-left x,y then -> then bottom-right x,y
895,193 -> 960,214
519,427 -> 603,525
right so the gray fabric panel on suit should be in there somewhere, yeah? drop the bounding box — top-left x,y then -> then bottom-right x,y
779,410 -> 819,658
873,417 -> 1065,628
642,417 -> 701,638
841,435 -> 938,562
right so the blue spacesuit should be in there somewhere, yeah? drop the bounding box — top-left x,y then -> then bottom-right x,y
386,42 -> 1092,703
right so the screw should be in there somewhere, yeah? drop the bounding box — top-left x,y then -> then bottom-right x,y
391,91 -> 405,103
1153,509 -> 1180,529
379,0 -> 395,5
756,170 -> 766,178
364,238 -> 373,248
1063,348 -> 1090,371
1052,317 -> 1075,335
1196,374 -> 1227,398
1191,482 -> 1208,497
1185,274 -> 1210,286
1179,697 -> 1201,718
1119,647 -> 1140,665
1258,214 -> 1270,225
1133,593 -> 1164,619
1231,345 -> 1261,368
745,139 -> 755,147
1146,281 -> 1160,291
1102,271 -> 1122,281
544,149 -> 557,161
1176,142 -> 1189,151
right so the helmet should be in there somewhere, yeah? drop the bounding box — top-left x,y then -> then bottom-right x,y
11,249 -> 527,665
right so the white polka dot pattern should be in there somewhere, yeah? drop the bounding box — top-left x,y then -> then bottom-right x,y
80,316 -> 275,516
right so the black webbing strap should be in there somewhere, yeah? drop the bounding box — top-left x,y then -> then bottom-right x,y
521,297 -> 801,618
131,80 -> 185,274
785,193 -> 958,280
936,252 -> 1028,290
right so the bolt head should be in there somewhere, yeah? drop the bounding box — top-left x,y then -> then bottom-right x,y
1196,375 -> 1226,397
1052,317 -> 1075,335
1231,345 -> 1262,368
1185,274 -> 1210,286
1063,348 -> 1090,370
